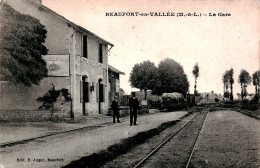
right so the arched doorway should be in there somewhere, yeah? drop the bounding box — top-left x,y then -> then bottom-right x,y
82,76 -> 89,115
98,78 -> 104,114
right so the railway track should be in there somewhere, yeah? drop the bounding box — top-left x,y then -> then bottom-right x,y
133,110 -> 209,168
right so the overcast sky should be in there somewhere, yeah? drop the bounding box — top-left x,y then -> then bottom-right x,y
43,0 -> 259,96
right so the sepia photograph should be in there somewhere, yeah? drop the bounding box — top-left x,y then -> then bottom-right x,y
0,0 -> 259,167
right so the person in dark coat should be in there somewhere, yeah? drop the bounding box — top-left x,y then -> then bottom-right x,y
111,96 -> 121,123
129,92 -> 139,126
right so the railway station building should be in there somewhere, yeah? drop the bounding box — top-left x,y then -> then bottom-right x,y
0,0 -> 124,120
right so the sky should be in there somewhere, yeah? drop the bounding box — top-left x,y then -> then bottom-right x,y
43,0 -> 259,96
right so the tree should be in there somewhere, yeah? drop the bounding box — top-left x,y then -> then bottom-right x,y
238,69 -> 252,99
129,60 -> 159,100
222,69 -> 234,100
37,84 -> 72,122
119,88 -> 125,103
192,63 -> 199,95
222,71 -> 229,95
237,93 -> 241,99
0,3 -> 48,86
119,88 -> 125,95
224,91 -> 230,98
252,70 -> 260,96
229,68 -> 234,100
228,68 -> 234,100
156,58 -> 189,96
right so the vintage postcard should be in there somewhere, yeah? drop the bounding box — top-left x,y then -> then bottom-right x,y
0,0 -> 259,167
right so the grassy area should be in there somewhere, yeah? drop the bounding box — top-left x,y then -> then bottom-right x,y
190,111 -> 260,167
234,108 -> 260,120
206,100 -> 260,119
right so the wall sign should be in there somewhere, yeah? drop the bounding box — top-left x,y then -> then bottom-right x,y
44,55 -> 70,76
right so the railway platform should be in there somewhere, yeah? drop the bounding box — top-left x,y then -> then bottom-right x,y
0,111 -> 188,168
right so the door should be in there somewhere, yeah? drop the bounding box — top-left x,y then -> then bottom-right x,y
98,79 -> 104,114
82,77 -> 89,115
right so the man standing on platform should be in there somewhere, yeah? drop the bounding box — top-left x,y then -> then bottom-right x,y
129,92 -> 139,126
111,96 -> 121,123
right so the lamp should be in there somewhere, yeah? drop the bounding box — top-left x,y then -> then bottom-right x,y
90,82 -> 95,91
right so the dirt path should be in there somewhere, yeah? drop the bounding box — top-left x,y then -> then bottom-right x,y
0,112 -> 187,168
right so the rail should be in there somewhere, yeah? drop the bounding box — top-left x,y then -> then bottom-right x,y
133,110 -> 208,168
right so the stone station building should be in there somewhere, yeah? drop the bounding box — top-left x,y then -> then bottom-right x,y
0,0 -> 124,121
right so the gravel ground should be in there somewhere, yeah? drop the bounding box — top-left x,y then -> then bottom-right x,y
142,110 -> 207,168
190,110 -> 260,168
102,111 -> 206,168
0,112 -> 187,168
0,116 -> 113,144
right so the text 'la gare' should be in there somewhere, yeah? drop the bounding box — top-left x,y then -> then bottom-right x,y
209,13 -> 231,16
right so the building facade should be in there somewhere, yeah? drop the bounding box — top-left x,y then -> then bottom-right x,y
108,65 -> 125,106
1,0 -> 123,118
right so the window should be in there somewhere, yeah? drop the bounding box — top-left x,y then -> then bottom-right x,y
83,35 -> 88,58
99,43 -> 103,63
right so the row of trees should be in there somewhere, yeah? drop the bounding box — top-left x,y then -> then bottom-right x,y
223,68 -> 260,100
129,58 -> 190,99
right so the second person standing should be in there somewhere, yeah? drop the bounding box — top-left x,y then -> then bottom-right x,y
129,92 -> 139,126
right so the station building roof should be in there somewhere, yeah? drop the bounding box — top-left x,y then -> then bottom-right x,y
24,0 -> 114,47
108,65 -> 125,75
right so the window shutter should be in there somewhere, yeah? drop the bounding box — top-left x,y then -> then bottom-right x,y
102,84 -> 106,102
96,83 -> 99,102
80,81 -> 82,103
86,82 -> 89,102
83,35 -> 88,58
99,43 -> 103,63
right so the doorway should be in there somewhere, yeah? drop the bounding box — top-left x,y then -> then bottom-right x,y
82,76 -> 89,115
98,78 -> 104,114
